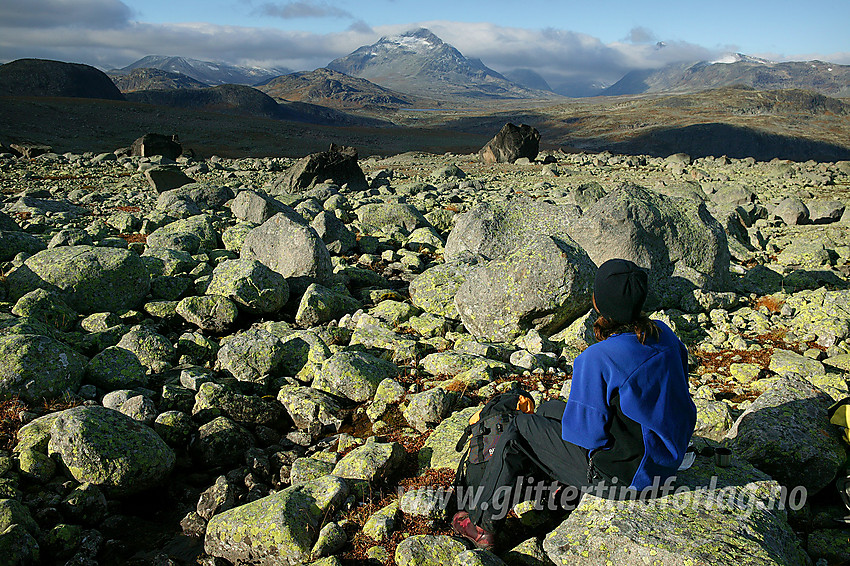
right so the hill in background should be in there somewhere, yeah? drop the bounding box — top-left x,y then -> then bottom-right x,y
0,58 -> 124,100
109,68 -> 209,92
111,55 -> 290,86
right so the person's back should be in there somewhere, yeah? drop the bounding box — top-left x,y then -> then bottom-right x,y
562,319 -> 695,491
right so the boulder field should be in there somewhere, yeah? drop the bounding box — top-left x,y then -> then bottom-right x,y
0,143 -> 848,565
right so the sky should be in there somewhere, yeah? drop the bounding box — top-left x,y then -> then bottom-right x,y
1,0 -> 848,92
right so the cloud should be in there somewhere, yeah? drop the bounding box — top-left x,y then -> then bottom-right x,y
0,0 -> 132,29
255,1 -> 353,19
624,26 -> 656,44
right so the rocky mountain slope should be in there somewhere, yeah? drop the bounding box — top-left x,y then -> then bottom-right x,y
255,68 -> 415,111
0,141 -> 849,565
125,84 -> 389,127
327,28 -> 552,102
108,68 -> 209,92
0,59 -> 124,100
604,56 -> 850,97
112,55 -> 290,86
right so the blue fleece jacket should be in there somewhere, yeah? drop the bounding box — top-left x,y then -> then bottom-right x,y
561,320 -> 696,490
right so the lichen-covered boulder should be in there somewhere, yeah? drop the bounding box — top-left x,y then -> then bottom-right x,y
205,258 -> 289,314
725,375 -> 846,494
444,197 -> 579,262
0,230 -> 46,262
145,214 -> 219,253
117,326 -> 174,373
240,211 -> 332,294
46,406 -> 175,496
204,474 -> 348,565
568,184 -> 731,310
455,233 -> 595,342
176,295 -> 239,334
311,210 -> 356,254
418,407 -> 478,473
192,416 -> 255,468
230,190 -> 292,224
403,388 -> 454,433
11,289 -> 77,331
312,351 -> 399,402
356,203 -> 431,235
84,346 -> 148,390
216,328 -> 284,386
542,449 -> 810,566
156,183 -> 233,212
363,500 -> 399,542
192,382 -> 283,426
6,245 -> 150,314
276,385 -> 343,433
294,283 -> 360,328
331,439 -> 405,485
0,334 -> 87,403
409,260 -> 479,320
395,535 -> 467,566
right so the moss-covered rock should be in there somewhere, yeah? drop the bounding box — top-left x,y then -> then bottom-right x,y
0,333 -> 87,403
418,406 -> 478,473
206,258 -> 289,314
453,549 -> 507,566
117,326 -> 174,373
277,385 -> 343,433
0,523 -> 40,565
216,328 -> 284,386
362,500 -> 398,542
146,214 -> 219,253
290,457 -> 335,487
313,351 -> 399,402
349,322 -> 426,364
331,439 -> 404,485
192,416 -> 255,468
46,405 -> 174,495
84,345 -> 148,390
403,387 -> 454,433
420,352 -> 509,379
193,381 -> 283,425
543,450 -> 809,566
204,474 -> 348,566
17,448 -> 56,483
725,375 -> 846,493
693,397 -> 734,442
11,289 -> 77,331
176,295 -> 239,334
295,283 -> 360,328
6,245 -> 151,314
0,498 -> 39,535
455,233 -> 595,342
395,535 -> 467,566
768,348 -> 826,377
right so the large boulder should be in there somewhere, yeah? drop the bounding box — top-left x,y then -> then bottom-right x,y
205,475 -> 348,565
131,133 -> 182,160
230,190 -> 292,225
313,351 -> 399,402
294,283 -> 360,328
479,123 -> 540,164
156,183 -> 233,212
240,212 -> 332,294
45,406 -> 175,496
725,375 -> 846,494
265,144 -> 367,195
0,334 -> 87,403
568,183 -> 731,310
216,328 -> 284,386
543,449 -> 810,566
356,203 -> 431,236
146,214 -> 219,253
444,197 -> 580,262
0,230 -> 46,261
409,260 -> 480,320
455,234 -> 595,342
6,246 -> 151,314
206,258 -> 289,314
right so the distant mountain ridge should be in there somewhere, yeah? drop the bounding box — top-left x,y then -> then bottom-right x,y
604,57 -> 850,97
109,68 -> 209,92
327,28 -> 553,102
112,56 -> 290,86
255,68 -> 415,110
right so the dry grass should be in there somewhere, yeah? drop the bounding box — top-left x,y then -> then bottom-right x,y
754,295 -> 785,313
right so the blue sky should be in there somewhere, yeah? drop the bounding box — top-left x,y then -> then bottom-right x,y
1,0 -> 847,91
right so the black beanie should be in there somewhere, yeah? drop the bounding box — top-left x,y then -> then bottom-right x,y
593,258 -> 648,324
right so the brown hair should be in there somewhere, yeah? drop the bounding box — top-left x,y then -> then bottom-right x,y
593,313 -> 659,344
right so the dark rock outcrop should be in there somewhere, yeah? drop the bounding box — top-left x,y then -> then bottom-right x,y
480,123 -> 540,164
265,144 -> 368,195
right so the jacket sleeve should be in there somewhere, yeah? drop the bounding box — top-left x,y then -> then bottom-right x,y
561,351 -> 610,450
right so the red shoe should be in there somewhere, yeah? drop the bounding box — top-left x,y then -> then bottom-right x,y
451,511 -> 496,550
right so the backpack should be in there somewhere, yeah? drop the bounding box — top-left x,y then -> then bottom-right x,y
451,390 -> 536,526
828,397 -> 850,525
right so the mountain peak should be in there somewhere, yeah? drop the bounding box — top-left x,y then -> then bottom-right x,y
377,28 -> 444,53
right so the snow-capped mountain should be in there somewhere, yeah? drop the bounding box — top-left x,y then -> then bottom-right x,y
603,56 -> 850,97
111,56 -> 290,86
326,28 -> 553,102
